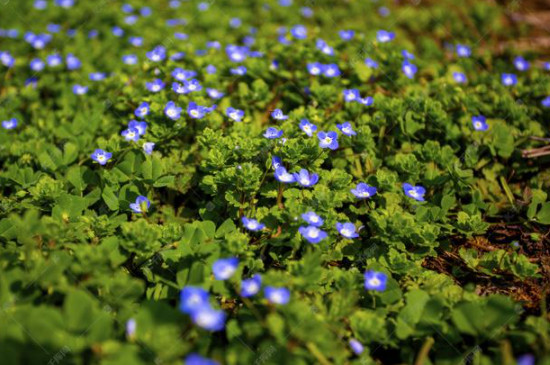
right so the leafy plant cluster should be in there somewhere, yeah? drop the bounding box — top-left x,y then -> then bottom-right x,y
0,0 -> 549,364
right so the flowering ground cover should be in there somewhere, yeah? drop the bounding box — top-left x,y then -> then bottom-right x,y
1,0 -> 550,364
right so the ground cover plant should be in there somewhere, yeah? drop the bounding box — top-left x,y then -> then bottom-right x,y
0,0 -> 550,364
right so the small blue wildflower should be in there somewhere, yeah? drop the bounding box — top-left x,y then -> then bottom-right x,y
379,6 -> 390,16
90,149 -> 112,165
212,258 -> 239,280
230,66 -> 247,75
365,58 -> 379,68
146,45 -> 166,62
351,183 -> 377,199
323,64 -> 341,77
279,0 -> 292,6
122,54 -> 138,65
47,23 -> 60,33
121,3 -> 133,13
299,225 -> 328,244
206,41 -> 221,49
146,79 -> 165,92
89,72 -> 107,81
501,73 -> 517,86
241,274 -> 262,297
30,58 -> 45,72
143,142 -> 155,155
170,52 -> 186,61
206,88 -> 224,99
291,25 -> 307,39
343,89 -> 360,102
359,96 -> 374,106
294,169 -> 319,187
402,60 -> 417,79
544,62 -> 550,71
376,30 -> 395,43
226,45 -> 248,62
191,306 -> 226,331
172,68 -> 197,81
318,131 -> 339,150
337,122 -> 356,136
185,353 -> 219,365
72,84 -> 88,95
349,339 -> 364,355
226,107 -> 244,122
135,102 -> 149,119
271,109 -> 288,121
140,6 -> 152,16
301,7 -> 313,17
274,166 -> 296,183
264,287 -> 290,305
472,115 -> 489,131
514,56 -> 529,71
307,62 -> 323,75
198,1 -> 210,11
272,156 -> 283,170
316,39 -> 334,55
172,82 -> 186,94
264,127 -> 283,139
242,217 -> 265,231
336,222 -> 359,239
55,0 -> 74,7
66,54 -> 81,70
112,26 -> 124,37
364,270 -> 387,291
402,50 -> 415,60
34,0 -> 47,9
88,30 -> 98,39
542,96 -> 550,108
188,102 -> 207,119
46,54 -> 63,67
183,79 -> 202,93
453,72 -> 467,83
179,286 -> 209,314
2,118 -> 17,130
339,30 -> 355,41
128,120 -> 147,136
302,211 -> 324,227
403,183 -> 426,201
206,64 -> 217,74
121,127 -> 140,142
456,44 -> 471,57
129,36 -> 143,47
299,119 -> 317,137
125,318 -> 136,338
164,101 -> 182,120
516,354 -> 535,365
129,196 -> 150,214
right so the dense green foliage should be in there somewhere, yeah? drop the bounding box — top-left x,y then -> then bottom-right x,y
0,0 -> 549,364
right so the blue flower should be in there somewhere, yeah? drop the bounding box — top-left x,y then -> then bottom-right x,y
316,39 -> 334,55
179,286 -> 210,314
501,73 -> 517,86
206,88 -> 224,99
376,30 -> 395,43
301,211 -> 324,227
172,68 -> 196,81
294,169 -> 319,187
172,82 -> 186,94
336,222 -> 359,239
112,26 -> 124,37
30,58 -> 45,72
90,149 -> 112,165
135,102 -> 150,119
141,6 -> 152,16
364,270 -> 387,291
544,62 -> 550,71
453,72 -> 467,83
143,142 -> 155,155
379,6 -> 390,16
241,217 -> 265,231
146,79 -> 165,92
226,45 -> 248,62
307,62 -> 323,75
184,79 -> 202,93
128,36 -> 143,47
188,102 -> 207,119
164,101 -> 182,120
516,354 -> 535,365
514,56 -> 529,71
121,127 -> 140,142
170,52 -> 186,61
318,131 -> 339,150
230,66 -> 247,75
365,58 -> 379,68
66,53 -> 81,70
274,166 -> 296,183
323,64 -> 341,77
46,54 -> 63,67
343,89 -> 360,102
129,196 -> 150,214
402,50 -> 415,60
2,118 -> 17,130
241,274 -> 262,297
339,30 -> 355,41
125,318 -> 136,338
299,225 -> 328,244
271,109 -> 288,120
291,25 -> 307,39
264,286 -> 290,305
299,119 -> 317,137
358,96 -> 374,106
122,54 -> 138,65
264,127 -> 283,139
472,115 -> 489,131
212,257 -> 239,280
72,84 -> 88,95
146,45 -> 166,62
402,60 -> 417,79
351,183 -> 377,199
184,353 -> 220,365
402,183 -> 426,201
542,96 -> 550,108
206,65 -> 217,74
301,7 -> 313,17
272,156 -> 283,169
337,122 -> 356,136
456,44 -> 471,57
34,0 -> 47,9
191,306 -> 226,332
227,107 -> 244,122
55,0 -> 74,7
349,339 -> 364,355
